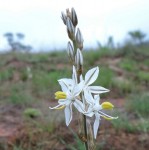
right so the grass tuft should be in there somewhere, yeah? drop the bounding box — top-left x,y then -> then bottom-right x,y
127,93 -> 149,117
24,108 -> 42,118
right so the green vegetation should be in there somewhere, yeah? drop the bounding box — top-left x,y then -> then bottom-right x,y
94,66 -> 115,88
0,36 -> 149,149
10,92 -> 34,106
111,93 -> 149,134
24,108 -> 42,118
58,129 -> 85,150
112,115 -> 149,133
0,68 -> 13,81
119,58 -> 137,72
112,115 -> 137,133
84,48 -> 113,65
127,93 -> 149,117
137,71 -> 149,83
112,108 -> 149,133
112,77 -> 134,95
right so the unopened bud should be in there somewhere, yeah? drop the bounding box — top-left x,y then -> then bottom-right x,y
76,28 -> 84,50
66,18 -> 75,40
67,41 -> 74,62
71,7 -> 78,27
61,12 -> 67,25
75,49 -> 83,67
66,8 -> 71,19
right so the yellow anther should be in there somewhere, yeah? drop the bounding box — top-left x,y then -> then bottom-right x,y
55,105 -> 65,110
101,102 -> 114,110
55,91 -> 67,99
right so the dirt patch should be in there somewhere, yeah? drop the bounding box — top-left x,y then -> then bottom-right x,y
97,128 -> 149,150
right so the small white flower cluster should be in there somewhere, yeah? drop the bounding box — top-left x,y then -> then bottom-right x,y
49,66 -> 118,139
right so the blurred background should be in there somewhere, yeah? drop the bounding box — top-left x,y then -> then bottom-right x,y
0,0 -> 149,150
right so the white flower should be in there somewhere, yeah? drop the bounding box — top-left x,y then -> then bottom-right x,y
84,93 -> 118,139
49,66 -> 85,126
81,66 -> 109,104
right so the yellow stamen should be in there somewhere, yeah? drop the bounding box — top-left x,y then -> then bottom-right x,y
55,105 -> 65,110
101,102 -> 114,110
55,91 -> 67,99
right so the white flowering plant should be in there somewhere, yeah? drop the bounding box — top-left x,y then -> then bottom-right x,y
49,8 -> 118,150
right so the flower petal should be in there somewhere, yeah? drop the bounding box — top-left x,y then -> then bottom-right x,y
80,74 -> 83,81
93,113 -> 100,139
94,94 -> 100,105
58,79 -> 70,92
88,86 -> 109,94
72,66 -> 77,84
59,78 -> 74,86
73,99 -> 85,113
64,103 -> 73,126
85,67 -> 99,86
58,99 -> 70,105
84,90 -> 94,105
84,106 -> 94,117
73,80 -> 84,96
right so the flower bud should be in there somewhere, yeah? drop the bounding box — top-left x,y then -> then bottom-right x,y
66,8 -> 71,19
71,7 -> 78,27
101,102 -> 114,110
61,12 -> 67,25
66,18 -> 75,40
67,41 -> 75,62
76,28 -> 84,50
75,49 -> 83,67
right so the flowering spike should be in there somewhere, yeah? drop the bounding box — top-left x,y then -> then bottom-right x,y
71,7 -> 78,27
50,7 -> 118,145
76,28 -> 84,50
101,102 -> 114,110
